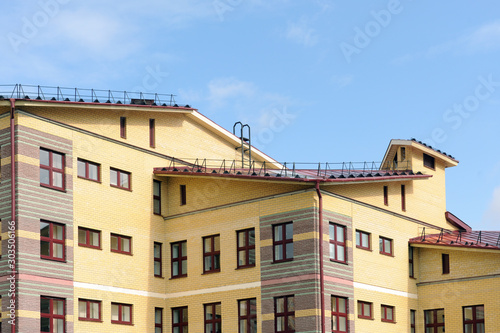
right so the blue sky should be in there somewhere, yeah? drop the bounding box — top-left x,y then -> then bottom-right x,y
1,0 -> 500,231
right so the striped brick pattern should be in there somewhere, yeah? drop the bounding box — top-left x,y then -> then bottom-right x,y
260,208 -> 321,332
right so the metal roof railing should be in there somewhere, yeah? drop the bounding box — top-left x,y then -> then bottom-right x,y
0,84 -> 183,107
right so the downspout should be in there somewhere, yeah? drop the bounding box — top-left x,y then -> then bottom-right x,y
315,181 -> 325,333
9,98 -> 16,333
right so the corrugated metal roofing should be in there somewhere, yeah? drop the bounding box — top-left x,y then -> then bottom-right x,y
409,230 -> 500,251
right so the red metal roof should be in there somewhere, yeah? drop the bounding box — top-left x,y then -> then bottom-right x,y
409,230 -> 500,251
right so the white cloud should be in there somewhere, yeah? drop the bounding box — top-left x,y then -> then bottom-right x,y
207,77 -> 256,109
286,19 -> 319,47
481,186 -> 500,230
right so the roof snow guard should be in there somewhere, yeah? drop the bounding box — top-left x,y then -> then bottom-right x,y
409,138 -> 458,162
410,229 -> 500,251
153,159 -> 431,183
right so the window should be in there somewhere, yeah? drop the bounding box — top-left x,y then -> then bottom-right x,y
424,153 -> 435,169
275,295 -> 295,332
463,305 -> 484,333
78,299 -> 101,321
153,180 -> 161,215
40,148 -> 65,190
77,159 -> 100,182
180,185 -> 187,205
381,305 -> 394,323
401,184 -> 406,211
40,221 -> 65,261
410,310 -> 416,333
171,241 -> 187,278
154,242 -> 162,277
239,298 -> 257,333
110,168 -> 131,190
203,235 -> 220,273
111,303 -> 132,325
401,147 -> 406,161
78,227 -> 100,249
172,306 -> 188,333
120,116 -> 126,138
442,253 -> 450,274
111,234 -> 131,255
237,228 -> 255,268
41,297 -> 65,333
357,301 -> 372,319
273,222 -> 293,262
149,119 -> 156,148
425,309 -> 445,333
409,247 -> 414,278
204,303 -> 221,333
383,186 -> 388,206
329,223 -> 346,263
331,296 -> 348,333
155,307 -> 163,333
356,230 -> 370,250
379,236 -> 393,256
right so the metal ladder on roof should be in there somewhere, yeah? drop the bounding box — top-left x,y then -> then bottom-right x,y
233,122 -> 252,169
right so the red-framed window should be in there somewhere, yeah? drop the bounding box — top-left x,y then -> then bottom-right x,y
155,307 -> 163,333
425,309 -> 445,333
111,234 -> 132,255
409,247 -> 414,278
41,297 -> 65,332
78,227 -> 100,249
237,228 -> 255,268
239,298 -> 257,333
180,185 -> 187,205
401,184 -> 406,211
357,301 -> 372,319
78,299 -> 101,321
153,180 -> 161,215
275,295 -> 295,332
381,305 -> 395,323
410,309 -> 416,333
111,303 -> 132,325
273,222 -> 293,262
154,242 -> 162,277
120,117 -> 126,138
149,118 -> 155,148
379,236 -> 393,256
77,159 -> 100,182
329,223 -> 346,263
40,148 -> 65,190
40,221 -> 65,261
383,185 -> 388,206
203,235 -> 220,273
463,305 -> 484,333
442,253 -> 450,274
171,241 -> 187,278
356,230 -> 370,250
424,153 -> 435,169
331,296 -> 348,333
204,303 -> 221,333
172,306 -> 188,333
110,168 -> 131,190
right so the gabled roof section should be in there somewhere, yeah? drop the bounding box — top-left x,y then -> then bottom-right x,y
382,138 -> 459,169
410,230 -> 500,251
445,211 -> 472,232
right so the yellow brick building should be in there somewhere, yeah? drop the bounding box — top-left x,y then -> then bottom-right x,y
0,86 -> 498,332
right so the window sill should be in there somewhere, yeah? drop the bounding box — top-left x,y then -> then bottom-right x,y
330,259 -> 348,265
358,316 -> 374,320
272,259 -> 294,264
154,275 -> 164,279
110,185 -> 132,192
356,246 -> 372,251
379,252 -> 394,257
77,176 -> 101,183
382,320 -> 396,324
40,184 -> 66,193
78,244 -> 102,250
202,270 -> 221,275
110,250 -> 133,256
40,257 -> 66,263
169,275 -> 187,280
78,318 -> 103,322
236,265 -> 256,270
111,321 -> 134,326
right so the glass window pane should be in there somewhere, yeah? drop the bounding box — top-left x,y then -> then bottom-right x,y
274,245 -> 283,261
285,224 -> 293,239
122,238 -> 130,252
40,168 -> 50,185
154,261 -> 161,275
205,305 -> 213,319
53,300 -> 64,315
41,298 -> 51,313
276,298 -> 284,312
476,323 -> 485,333
329,224 -> 335,240
154,244 -> 161,258
41,240 -> 50,256
182,308 -> 188,321
79,301 -> 87,318
182,259 -> 187,274
153,181 -> 160,196
53,243 -> 64,258
337,245 -> 345,261
239,319 -> 247,333
240,300 -> 247,314
464,324 -> 473,333
78,229 -> 86,244
385,239 -> 391,253
181,241 -> 187,254
111,304 -> 119,321
52,153 -> 63,169
111,235 -> 118,250
214,236 -> 220,251
362,233 -> 369,246
379,238 -> 383,252
249,229 -> 255,245
238,250 -> 246,266
286,243 -> 293,259
336,226 -> 344,242
91,302 -> 99,319
238,231 -> 246,246
172,261 -> 179,276
121,173 -> 129,188
356,231 -> 360,246
463,307 -> 473,320
287,297 -> 295,311
364,303 -> 371,316
53,171 -> 63,187
214,254 -> 220,269
339,316 -> 346,331
155,309 -> 162,324
274,225 -> 282,241
249,249 -> 255,265
330,243 -> 335,259
338,298 -> 346,313
436,309 -> 444,323
276,317 -> 284,330
173,309 -> 180,323
91,231 -> 99,246
77,160 -> 86,177
40,222 -> 50,237
204,238 -> 211,252
53,225 -> 63,240
122,306 -> 131,322
476,306 -> 484,319
287,315 -> 295,329
40,149 -> 50,166
89,163 -> 98,180
41,317 -> 50,332
387,307 -> 393,320
331,297 -> 337,312
172,244 -> 179,258
205,256 -> 212,271
110,170 -> 118,186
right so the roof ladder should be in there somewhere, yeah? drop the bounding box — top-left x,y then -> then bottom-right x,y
233,122 -> 252,169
